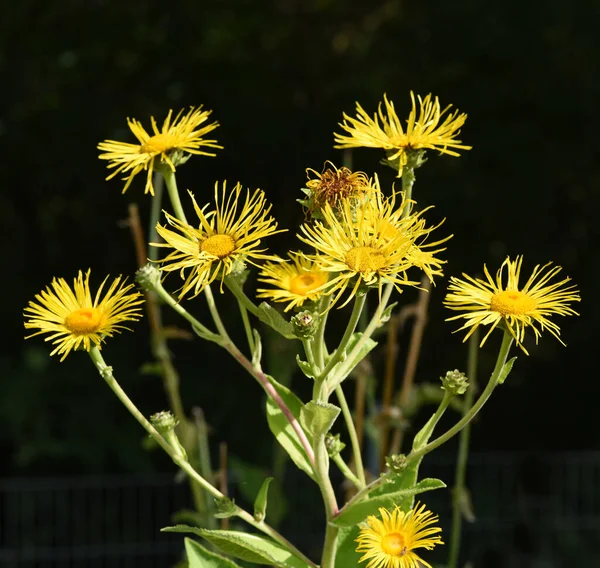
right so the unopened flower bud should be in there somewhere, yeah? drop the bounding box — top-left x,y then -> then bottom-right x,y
136,264 -> 162,292
325,433 -> 346,458
441,369 -> 469,396
150,410 -> 178,433
385,453 -> 408,475
292,310 -> 317,339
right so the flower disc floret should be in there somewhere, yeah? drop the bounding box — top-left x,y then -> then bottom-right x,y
444,256 -> 580,354
334,91 -> 471,176
24,270 -> 144,361
154,182 -> 284,299
98,106 -> 222,195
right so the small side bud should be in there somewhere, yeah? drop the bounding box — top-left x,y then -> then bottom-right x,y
385,453 -> 408,475
150,410 -> 179,433
441,369 -> 469,396
136,263 -> 162,292
214,496 -> 238,518
292,310 -> 317,340
325,433 -> 346,458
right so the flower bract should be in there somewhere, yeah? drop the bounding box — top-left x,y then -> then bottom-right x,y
444,256 -> 580,353
154,182 -> 284,298
257,252 -> 329,311
98,106 -> 222,195
334,92 -> 471,176
356,503 -> 443,568
24,270 -> 144,361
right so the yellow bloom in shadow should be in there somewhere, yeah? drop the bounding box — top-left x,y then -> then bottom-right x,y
24,270 -> 144,361
257,252 -> 329,311
154,182 -> 284,299
298,192 -> 446,308
98,107 -> 222,195
356,503 -> 443,568
444,256 -> 580,353
334,92 -> 471,176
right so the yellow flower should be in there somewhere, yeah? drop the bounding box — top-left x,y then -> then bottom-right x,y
302,162 -> 376,217
24,270 -> 144,361
444,256 -> 580,354
257,252 -> 329,311
334,92 -> 471,176
298,192 -> 445,308
98,107 -> 222,195
356,503 -> 443,568
154,182 -> 284,298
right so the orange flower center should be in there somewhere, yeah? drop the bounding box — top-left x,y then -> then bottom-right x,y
200,234 -> 236,258
289,272 -> 327,296
490,290 -> 537,315
64,308 -> 104,334
345,246 -> 386,272
381,532 -> 408,556
140,133 -> 177,154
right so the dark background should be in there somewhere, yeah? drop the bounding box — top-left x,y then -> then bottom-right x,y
1,0 -> 597,505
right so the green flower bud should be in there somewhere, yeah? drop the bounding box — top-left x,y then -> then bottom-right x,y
325,433 -> 346,458
150,410 -> 178,433
136,263 -> 162,292
292,310 -> 317,340
385,453 -> 408,475
441,369 -> 469,396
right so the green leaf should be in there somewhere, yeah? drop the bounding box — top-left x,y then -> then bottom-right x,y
253,477 -> 273,522
299,401 -> 340,438
296,355 -> 317,379
333,525 -> 361,568
257,302 -> 296,339
163,526 -> 309,567
412,411 -> 438,450
185,537 -> 242,568
331,478 -> 446,527
498,356 -> 517,384
265,376 -> 315,480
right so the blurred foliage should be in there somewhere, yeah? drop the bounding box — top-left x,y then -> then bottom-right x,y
2,0 -> 599,476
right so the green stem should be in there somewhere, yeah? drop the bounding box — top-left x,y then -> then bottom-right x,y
337,474 -> 390,513
161,167 -> 188,224
314,295 -> 331,369
448,331 -> 480,568
148,172 -> 164,261
412,391 -> 453,451
407,330 -> 513,465
225,276 -> 261,318
321,524 -> 339,568
319,292 -> 366,381
203,284 -> 230,340
237,299 -> 256,355
401,160 -> 417,218
335,385 -> 366,488
332,454 -> 362,489
302,338 -> 317,370
88,346 -> 315,568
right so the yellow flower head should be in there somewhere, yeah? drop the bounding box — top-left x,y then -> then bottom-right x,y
356,503 -> 443,568
334,92 -> 471,176
257,252 -> 329,311
444,256 -> 580,354
298,192 -> 446,308
302,162 -> 376,218
24,270 -> 144,361
154,182 -> 285,298
98,106 -> 222,195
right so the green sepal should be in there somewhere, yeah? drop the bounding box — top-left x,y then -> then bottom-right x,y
185,537 -> 242,568
330,477 -> 446,527
265,376 -> 315,480
253,477 -> 273,522
299,401 -> 341,438
162,526 -> 310,567
498,356 -> 517,384
257,302 -> 296,339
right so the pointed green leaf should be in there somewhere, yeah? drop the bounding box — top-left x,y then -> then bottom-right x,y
265,376 -> 315,480
299,401 -> 340,438
498,356 -> 517,384
296,355 -> 317,379
331,478 -> 446,527
162,526 -> 309,567
257,302 -> 296,339
329,333 -> 377,388
185,537 -> 242,568
333,525 -> 361,568
253,477 -> 273,522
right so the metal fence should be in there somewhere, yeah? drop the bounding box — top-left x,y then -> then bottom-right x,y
1,452 -> 600,568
